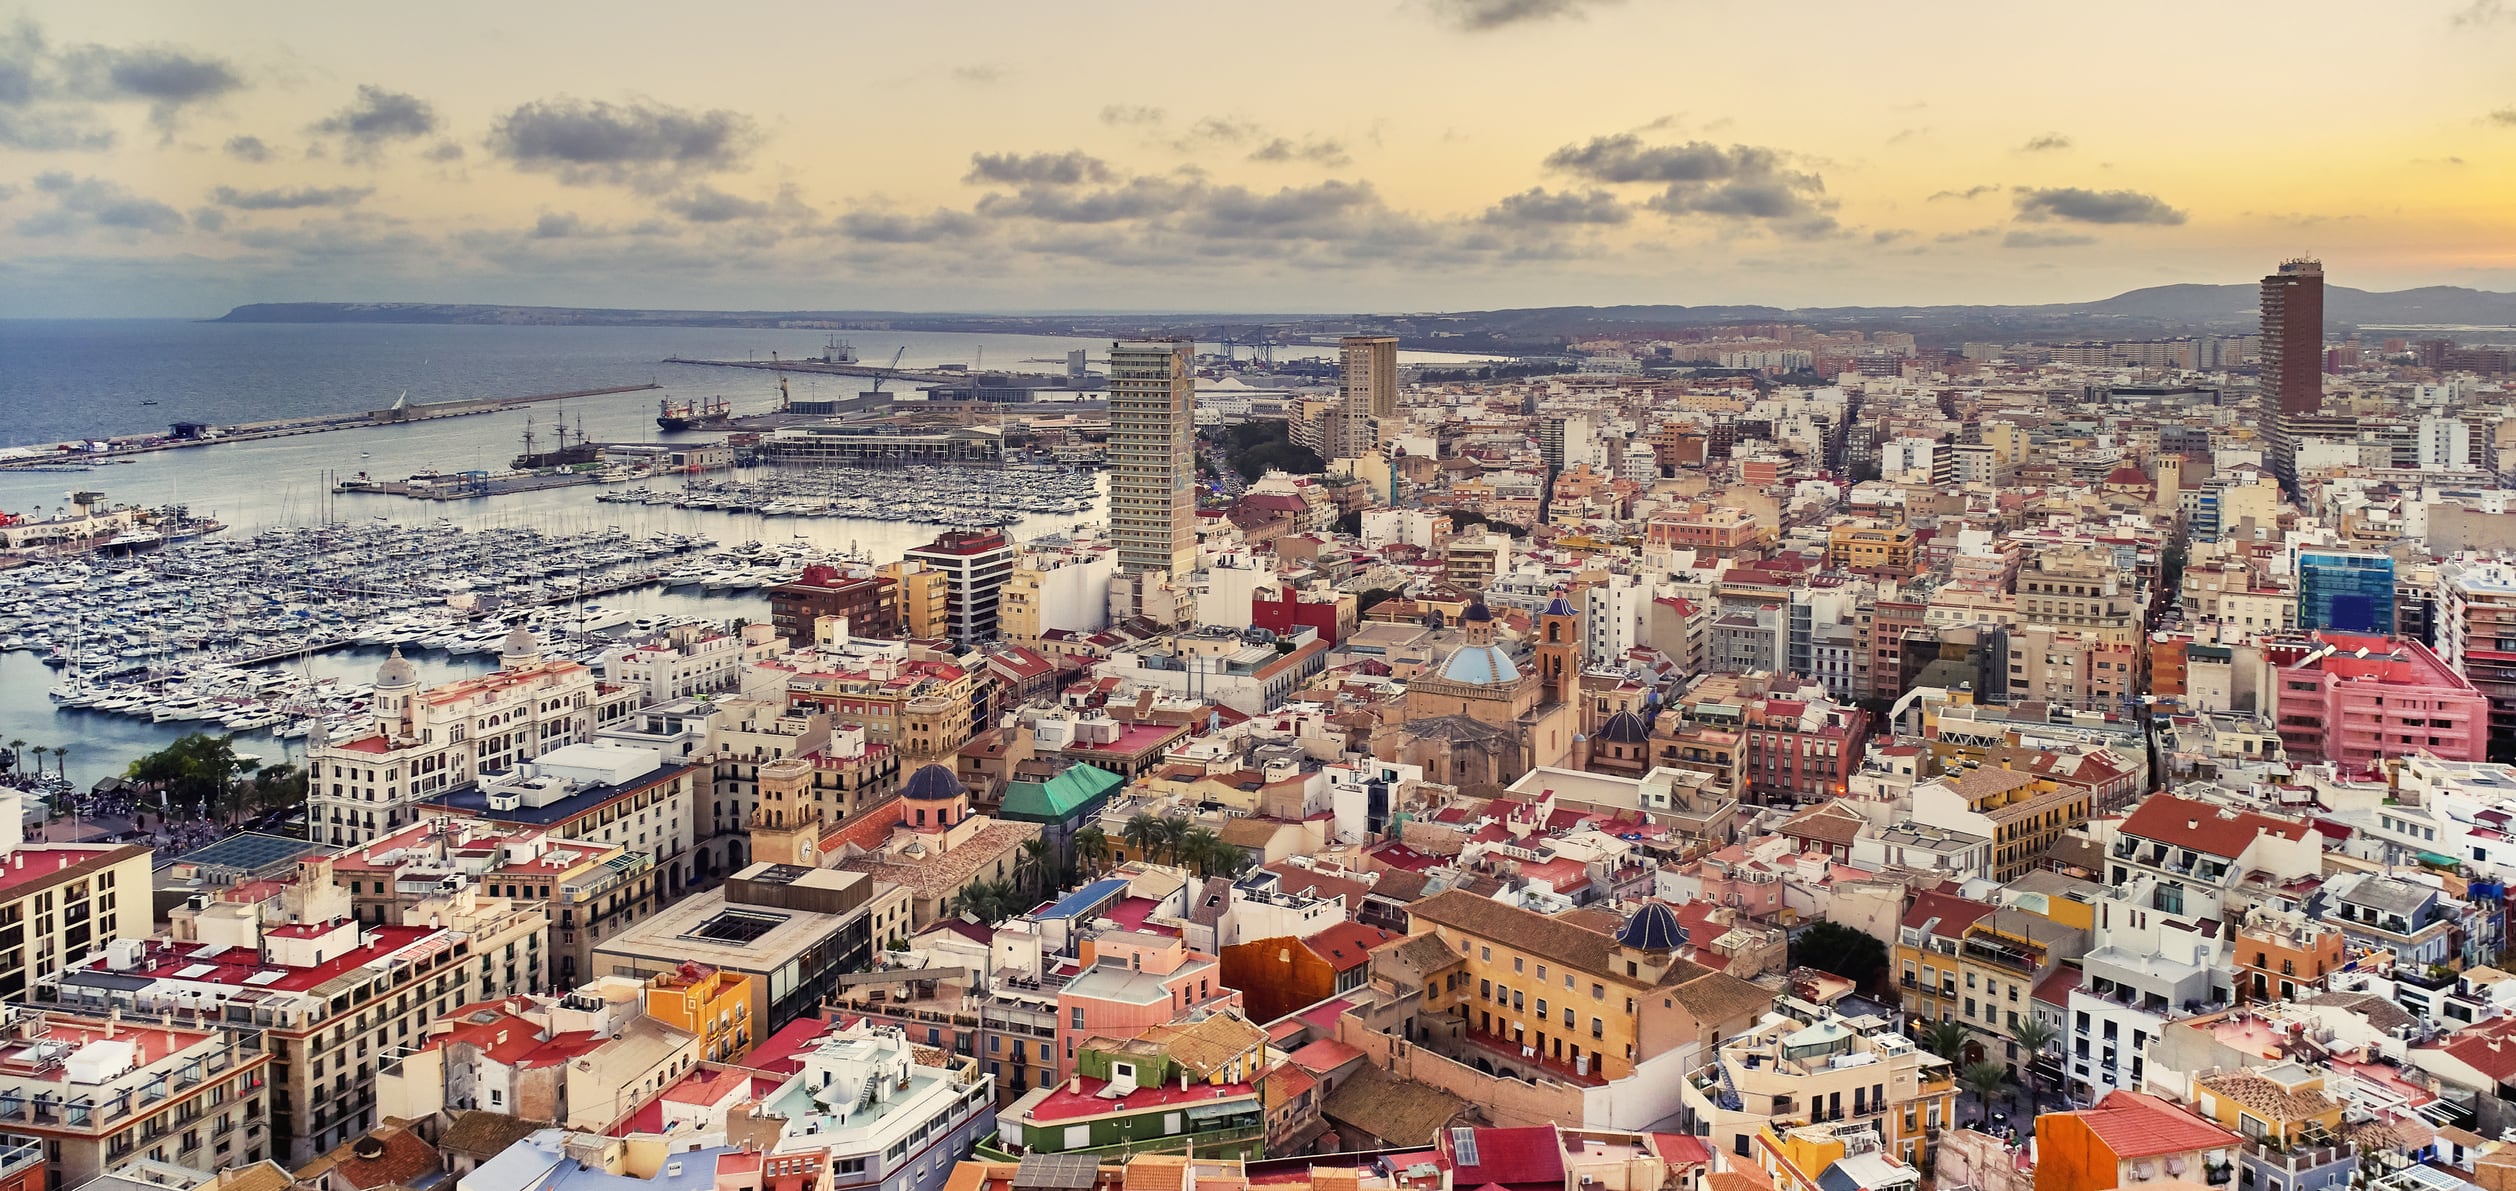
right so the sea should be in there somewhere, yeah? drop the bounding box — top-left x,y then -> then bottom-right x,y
0,318 -> 1494,788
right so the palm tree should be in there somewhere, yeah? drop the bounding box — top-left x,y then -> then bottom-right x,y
1178,826 -> 1228,877
51,745 -> 68,782
1957,1061 -> 2012,1129
2009,1017 -> 2058,1113
6,740 -> 23,774
1074,826 -> 1111,878
1121,813 -> 1161,864
1015,837 -> 1057,897
30,746 -> 49,776
1919,1020 -> 1970,1063
1155,817 -> 1192,864
953,883 -> 1004,925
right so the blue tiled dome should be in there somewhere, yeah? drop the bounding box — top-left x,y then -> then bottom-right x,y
1544,594 -> 1578,618
1618,901 -> 1686,952
902,763 -> 967,802
1439,644 -> 1520,686
1596,709 -> 1650,744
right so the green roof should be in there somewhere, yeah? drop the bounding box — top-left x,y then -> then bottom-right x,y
1000,764 -> 1126,823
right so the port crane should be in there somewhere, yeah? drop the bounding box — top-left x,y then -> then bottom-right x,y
867,346 -> 909,398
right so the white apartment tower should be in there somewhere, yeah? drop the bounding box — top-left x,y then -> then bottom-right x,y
1107,339 -> 1197,576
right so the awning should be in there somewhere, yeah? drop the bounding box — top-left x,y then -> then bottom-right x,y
1185,1100 -> 1255,1121
2416,852 -> 2460,868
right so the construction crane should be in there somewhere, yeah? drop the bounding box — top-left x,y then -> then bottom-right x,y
868,346 -> 909,396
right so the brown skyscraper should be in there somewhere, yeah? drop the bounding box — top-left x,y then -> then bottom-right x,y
2261,258 -> 2325,415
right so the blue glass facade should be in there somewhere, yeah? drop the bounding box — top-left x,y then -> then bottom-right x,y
2298,552 -> 2395,634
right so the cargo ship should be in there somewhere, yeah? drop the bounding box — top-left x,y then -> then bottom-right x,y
657,395 -> 733,432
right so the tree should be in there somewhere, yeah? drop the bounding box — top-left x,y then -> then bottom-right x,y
1121,813 -> 1161,864
1957,1061 -> 2012,1128
1015,837 -> 1057,898
1074,827 -> 1111,878
1789,921 -> 1890,990
51,745 -> 68,781
2009,1017 -> 2058,1113
1177,826 -> 1228,877
6,740 -> 22,773
1919,1021 -> 1971,1063
126,733 -> 256,816
1152,817 -> 1191,864
952,883 -> 1005,925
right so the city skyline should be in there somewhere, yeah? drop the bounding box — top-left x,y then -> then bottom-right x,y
4,1 -> 2516,317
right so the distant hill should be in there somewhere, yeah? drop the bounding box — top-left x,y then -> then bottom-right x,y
214,281 -> 2516,347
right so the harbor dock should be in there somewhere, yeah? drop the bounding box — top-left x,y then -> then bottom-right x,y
0,383 -> 662,472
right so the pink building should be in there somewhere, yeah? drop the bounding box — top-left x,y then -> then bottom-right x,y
1054,932 -> 1240,1079
2275,631 -> 2488,773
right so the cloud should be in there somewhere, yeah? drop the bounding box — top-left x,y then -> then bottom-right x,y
2011,185 -> 2186,224
187,206 -> 225,232
1426,0 -> 1623,30
2453,0 -> 2510,25
1886,127 -> 1930,144
1545,133 -> 1833,228
950,63 -> 1007,84
1247,136 -> 1351,167
2020,132 -> 2073,151
2490,107 -> 2516,126
1481,187 -> 1630,226
17,172 -> 184,236
1098,104 -> 1164,126
532,211 -> 587,239
1174,116 -> 1263,147
1928,184 -> 1999,201
310,85 -> 439,159
1872,228 -> 1912,244
975,174 -> 1202,223
212,184 -> 374,210
487,96 -> 759,189
55,40 -> 242,132
0,19 -> 235,149
661,185 -> 771,223
964,150 -> 1112,186
223,134 -> 272,162
423,140 -> 465,162
838,207 -> 983,243
2004,229 -> 2097,248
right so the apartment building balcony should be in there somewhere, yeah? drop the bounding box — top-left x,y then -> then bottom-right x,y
2240,1139 -> 2352,1175
1449,1026 -> 1610,1087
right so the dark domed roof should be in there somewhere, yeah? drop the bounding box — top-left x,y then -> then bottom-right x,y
901,763 -> 967,802
1596,709 -> 1650,744
1544,592 -> 1578,618
1618,901 -> 1687,952
1461,600 -> 1494,623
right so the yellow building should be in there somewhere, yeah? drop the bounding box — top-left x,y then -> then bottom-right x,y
1909,766 -> 2092,882
1403,892 -> 1773,1086
878,561 -> 951,640
644,963 -> 756,1063
1680,1008 -> 1956,1171
1828,522 -> 1919,577
1754,1121 -> 1921,1191
2192,1064 -> 2344,1143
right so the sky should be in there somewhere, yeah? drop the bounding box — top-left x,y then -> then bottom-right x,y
3,0 -> 2515,317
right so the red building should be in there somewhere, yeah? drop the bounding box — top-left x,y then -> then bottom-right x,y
1217,922 -> 1396,1023
1251,588 -> 1348,645
2274,631 -> 2489,773
767,566 -> 899,643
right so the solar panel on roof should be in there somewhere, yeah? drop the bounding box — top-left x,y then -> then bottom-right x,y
1011,1153 -> 1098,1191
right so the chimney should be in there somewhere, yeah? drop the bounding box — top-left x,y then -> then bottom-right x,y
1069,1075 -> 1081,1094
2188,819 -> 2199,830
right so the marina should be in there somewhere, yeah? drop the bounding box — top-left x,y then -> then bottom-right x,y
0,519 -> 883,749
596,462 -> 1100,525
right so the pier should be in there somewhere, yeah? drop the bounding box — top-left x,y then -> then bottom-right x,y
0,383 -> 662,472
661,356 -> 977,385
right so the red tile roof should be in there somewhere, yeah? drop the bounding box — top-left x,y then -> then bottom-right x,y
1303,922 -> 1398,972
1442,1126 -> 1566,1190
2119,794 -> 2310,858
1021,1074 -> 1255,1124
2067,1089 -> 2240,1158
1902,890 -> 1995,939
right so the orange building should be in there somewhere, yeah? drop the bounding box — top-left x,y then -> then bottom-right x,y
2035,1090 -> 2240,1191
2234,913 -> 2346,1004
2148,636 -> 2189,697
1216,923 -> 1397,1023
644,962 -> 757,1062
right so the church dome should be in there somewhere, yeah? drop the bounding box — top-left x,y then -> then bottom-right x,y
1618,901 -> 1686,952
1439,644 -> 1520,686
901,762 -> 967,802
501,624 -> 540,659
1461,600 -> 1494,623
1544,592 -> 1578,618
1596,709 -> 1650,744
376,647 -> 418,689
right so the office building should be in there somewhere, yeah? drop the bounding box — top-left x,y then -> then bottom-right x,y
2261,259 -> 2324,416
1106,339 -> 1196,576
2296,550 -> 2395,633
2437,559 -> 2516,760
1342,334 -> 1398,418
901,528 -> 1017,646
